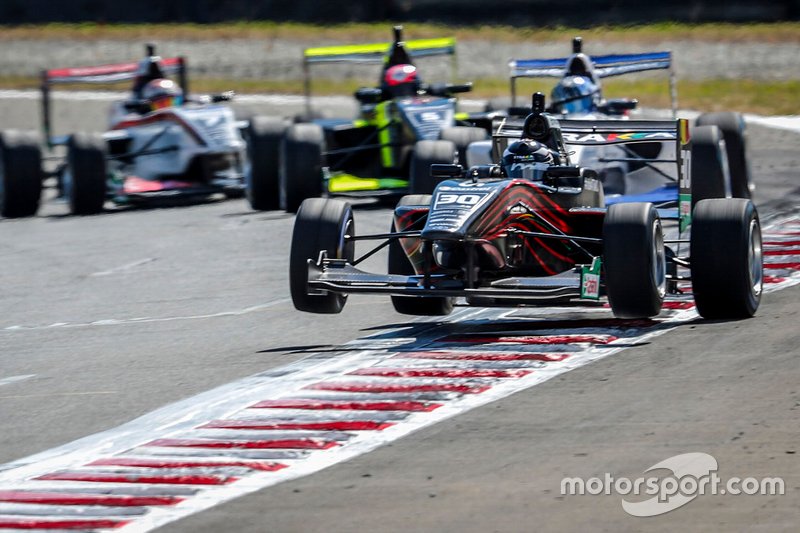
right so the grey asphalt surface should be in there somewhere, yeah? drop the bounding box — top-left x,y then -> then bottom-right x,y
0,95 -> 798,532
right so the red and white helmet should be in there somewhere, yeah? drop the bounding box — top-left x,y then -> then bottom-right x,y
141,78 -> 183,111
383,64 -> 420,97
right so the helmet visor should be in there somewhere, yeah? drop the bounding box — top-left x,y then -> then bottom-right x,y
505,161 -> 550,180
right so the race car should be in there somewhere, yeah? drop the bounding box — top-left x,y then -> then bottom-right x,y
247,26 -> 489,213
6,44 -> 273,216
288,93 -> 762,320
469,37 -> 753,201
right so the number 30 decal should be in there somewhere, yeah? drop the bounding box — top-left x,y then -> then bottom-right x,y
435,193 -> 482,207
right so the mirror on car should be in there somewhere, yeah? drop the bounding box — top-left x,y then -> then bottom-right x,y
430,164 -> 464,178
546,165 -> 581,178
355,87 -> 383,104
212,91 -> 235,103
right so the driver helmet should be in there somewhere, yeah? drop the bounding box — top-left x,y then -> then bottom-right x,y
383,64 -> 420,97
141,79 -> 183,111
502,140 -> 556,181
550,75 -> 599,114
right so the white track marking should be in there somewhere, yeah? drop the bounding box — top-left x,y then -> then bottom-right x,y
90,258 -> 157,277
1,298 -> 291,332
0,375 -> 36,388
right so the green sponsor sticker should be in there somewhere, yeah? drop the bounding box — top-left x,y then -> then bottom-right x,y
580,256 -> 602,300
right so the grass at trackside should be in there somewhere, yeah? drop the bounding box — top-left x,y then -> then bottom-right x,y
1,21 -> 797,114
3,74 -> 795,115
0,21 -> 799,43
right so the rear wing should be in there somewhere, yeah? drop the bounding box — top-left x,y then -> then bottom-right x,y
301,27 -> 457,117
494,115 -> 693,231
40,50 -> 187,148
509,45 -> 677,117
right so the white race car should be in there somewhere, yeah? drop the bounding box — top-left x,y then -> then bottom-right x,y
15,44 -> 274,215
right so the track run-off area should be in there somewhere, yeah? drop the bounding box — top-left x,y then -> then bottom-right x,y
1,92 -> 799,532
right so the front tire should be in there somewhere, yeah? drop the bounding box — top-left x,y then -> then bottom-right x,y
246,116 -> 288,211
289,198 -> 354,314
67,132 -> 107,215
0,130 -> 42,218
603,202 -> 666,318
690,125 -> 728,209
408,139 -> 457,195
388,194 -> 454,316
691,198 -> 762,319
696,112 -> 751,199
280,123 -> 324,213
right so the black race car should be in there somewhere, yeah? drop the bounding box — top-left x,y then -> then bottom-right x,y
246,26 -> 488,213
288,93 -> 762,320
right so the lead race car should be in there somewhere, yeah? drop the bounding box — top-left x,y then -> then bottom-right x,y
289,93 -> 763,320
469,37 -> 753,203
14,44 -> 271,215
247,26 -> 488,213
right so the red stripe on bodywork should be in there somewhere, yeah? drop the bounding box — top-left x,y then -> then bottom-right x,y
249,399 -> 442,412
394,351 -> 570,362
0,518 -> 130,530
36,472 -> 235,485
348,368 -> 532,379
764,262 -> 800,270
86,457 -> 287,472
200,420 -> 393,431
145,438 -> 338,450
306,382 -> 491,394
0,490 -> 182,506
441,334 -> 617,345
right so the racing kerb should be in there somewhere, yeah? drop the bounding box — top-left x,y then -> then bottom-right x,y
0,211 -> 797,532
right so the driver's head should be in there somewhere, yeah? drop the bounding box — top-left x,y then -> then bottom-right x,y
550,75 -> 599,114
142,79 -> 183,111
383,64 -> 420,98
502,140 -> 556,180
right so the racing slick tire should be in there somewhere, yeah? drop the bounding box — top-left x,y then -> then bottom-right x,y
66,132 -> 107,215
0,130 -> 42,218
290,197 -> 355,314
696,112 -> 751,199
603,202 -> 666,318
440,126 -> 488,168
246,116 -> 288,210
690,125 -> 728,209
388,194 -> 454,316
409,140 -> 457,195
690,198 -> 762,319
280,123 -> 324,213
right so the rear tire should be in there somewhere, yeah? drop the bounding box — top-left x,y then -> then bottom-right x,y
603,202 -> 666,318
388,194 -> 454,316
246,116 -> 288,211
691,198 -> 762,318
67,132 -> 107,215
440,126 -> 487,168
409,139 -> 457,195
289,198 -> 354,314
0,130 -> 42,218
280,123 -> 324,213
696,112 -> 751,199
690,125 -> 728,210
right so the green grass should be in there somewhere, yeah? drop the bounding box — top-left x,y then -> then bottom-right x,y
5,73 -> 794,115
1,21 -> 799,43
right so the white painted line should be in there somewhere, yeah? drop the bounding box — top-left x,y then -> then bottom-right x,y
90,257 -> 157,277
1,298 -> 291,332
744,114 -> 800,134
0,375 -> 36,388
